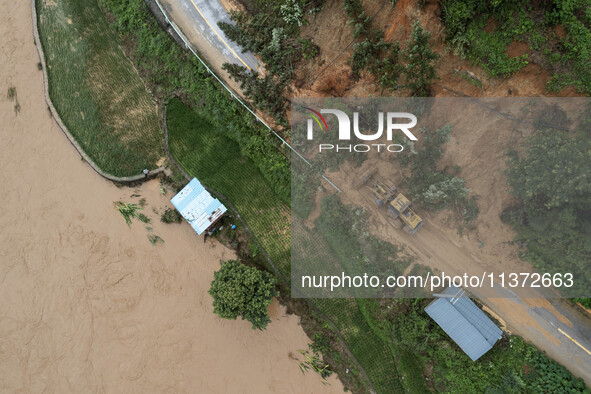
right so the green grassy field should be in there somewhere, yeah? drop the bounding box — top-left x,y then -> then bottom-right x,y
166,98 -> 291,268
36,0 -> 162,176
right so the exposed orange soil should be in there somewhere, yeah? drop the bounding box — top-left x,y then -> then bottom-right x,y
488,299 -> 561,345
292,1 -> 585,292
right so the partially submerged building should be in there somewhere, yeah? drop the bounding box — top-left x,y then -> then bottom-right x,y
425,286 -> 503,361
171,178 -> 227,235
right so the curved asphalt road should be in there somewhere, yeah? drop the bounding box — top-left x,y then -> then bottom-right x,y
156,0 -> 591,385
483,286 -> 591,384
159,0 -> 259,72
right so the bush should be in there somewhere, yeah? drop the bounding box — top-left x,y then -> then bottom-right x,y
397,125 -> 479,222
402,21 -> 439,97
209,260 -> 278,329
345,0 -> 404,91
345,1 -> 437,95
218,3 -> 316,80
420,177 -> 469,207
280,0 -> 305,27
574,298 -> 591,309
299,38 -> 319,60
441,0 -> 591,92
160,208 -> 182,223
222,63 -> 288,124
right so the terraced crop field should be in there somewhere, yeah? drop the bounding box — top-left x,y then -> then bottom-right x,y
36,0 -> 162,176
166,98 -> 291,272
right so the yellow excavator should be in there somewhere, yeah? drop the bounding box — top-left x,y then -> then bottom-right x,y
355,167 -> 377,189
373,182 -> 423,235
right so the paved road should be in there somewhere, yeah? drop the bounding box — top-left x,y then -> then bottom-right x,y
484,287 -> 591,385
159,0 -> 259,72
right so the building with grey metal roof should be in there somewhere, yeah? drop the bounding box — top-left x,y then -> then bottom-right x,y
425,286 -> 503,361
171,178 -> 227,235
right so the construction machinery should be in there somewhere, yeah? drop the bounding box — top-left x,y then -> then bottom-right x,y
374,182 -> 397,207
354,167 -> 377,189
373,182 -> 424,235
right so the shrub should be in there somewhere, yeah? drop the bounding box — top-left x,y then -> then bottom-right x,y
299,38 -> 319,60
209,260 -> 278,329
397,125 -> 478,222
280,0 -> 304,27
161,208 -> 182,223
218,2 -> 317,81
420,177 -> 469,207
222,63 -> 288,124
346,4 -> 436,95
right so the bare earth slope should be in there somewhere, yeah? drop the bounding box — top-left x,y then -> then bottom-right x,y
0,2 -> 342,392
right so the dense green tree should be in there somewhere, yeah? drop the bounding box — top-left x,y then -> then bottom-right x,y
507,129 -> 590,209
209,260 -> 278,330
402,21 -> 439,97
505,121 -> 591,296
222,63 -> 287,123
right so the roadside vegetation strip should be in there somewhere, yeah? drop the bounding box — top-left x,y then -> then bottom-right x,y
34,0 -> 163,177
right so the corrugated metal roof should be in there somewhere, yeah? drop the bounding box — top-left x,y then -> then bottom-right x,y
425,287 -> 502,361
171,178 -> 227,235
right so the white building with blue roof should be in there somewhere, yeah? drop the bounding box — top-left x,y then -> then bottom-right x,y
171,178 -> 227,235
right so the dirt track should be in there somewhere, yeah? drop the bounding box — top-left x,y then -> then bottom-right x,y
0,2 -> 343,392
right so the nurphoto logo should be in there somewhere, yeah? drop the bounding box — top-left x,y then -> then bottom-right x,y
304,107 -> 418,153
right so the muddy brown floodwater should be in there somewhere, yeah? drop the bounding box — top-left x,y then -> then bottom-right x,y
0,2 -> 343,392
